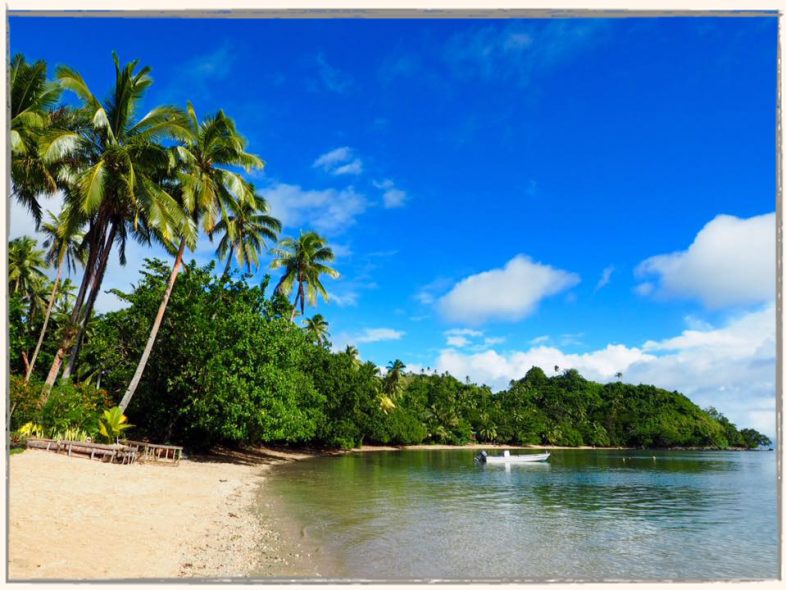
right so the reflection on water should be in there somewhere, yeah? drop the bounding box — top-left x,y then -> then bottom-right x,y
260,450 -> 778,580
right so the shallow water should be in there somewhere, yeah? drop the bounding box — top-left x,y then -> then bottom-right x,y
261,449 -> 779,580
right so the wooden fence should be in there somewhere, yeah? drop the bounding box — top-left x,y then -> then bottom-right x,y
121,440 -> 183,464
26,438 -> 138,464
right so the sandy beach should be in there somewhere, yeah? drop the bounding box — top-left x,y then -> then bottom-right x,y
9,442 -> 638,580
8,447 -> 321,580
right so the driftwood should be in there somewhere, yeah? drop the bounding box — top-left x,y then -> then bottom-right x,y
26,438 -> 138,464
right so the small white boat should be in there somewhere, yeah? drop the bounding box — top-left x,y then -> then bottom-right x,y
475,450 -> 551,464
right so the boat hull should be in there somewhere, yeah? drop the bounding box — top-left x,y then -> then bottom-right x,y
484,452 -> 550,463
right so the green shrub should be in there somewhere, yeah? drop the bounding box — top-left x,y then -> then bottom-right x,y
97,407 -> 133,442
9,375 -> 44,431
41,381 -> 109,439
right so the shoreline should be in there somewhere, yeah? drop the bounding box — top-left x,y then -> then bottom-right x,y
9,442 -> 764,580
349,443 -> 759,452
352,443 -> 630,451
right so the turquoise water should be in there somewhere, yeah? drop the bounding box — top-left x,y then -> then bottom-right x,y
262,449 -> 779,581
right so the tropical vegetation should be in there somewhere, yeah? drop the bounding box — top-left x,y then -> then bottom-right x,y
8,52 -> 771,454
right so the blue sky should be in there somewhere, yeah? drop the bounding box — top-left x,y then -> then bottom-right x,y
9,16 -> 777,434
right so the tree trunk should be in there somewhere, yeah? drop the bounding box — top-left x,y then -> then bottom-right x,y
41,346 -> 67,404
222,252 -> 232,277
42,221 -> 114,394
61,230 -> 113,381
69,218 -> 105,326
119,238 -> 187,413
290,286 -> 302,322
25,260 -> 63,383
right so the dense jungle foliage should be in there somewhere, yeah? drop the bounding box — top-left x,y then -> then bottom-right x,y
10,258 -> 772,452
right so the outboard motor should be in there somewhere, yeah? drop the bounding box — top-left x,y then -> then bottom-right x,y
474,450 -> 488,464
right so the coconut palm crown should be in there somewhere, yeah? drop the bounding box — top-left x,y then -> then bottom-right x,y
213,192 -> 281,276
10,54 -> 63,224
303,314 -> 330,346
271,231 -> 339,321
8,237 -> 47,297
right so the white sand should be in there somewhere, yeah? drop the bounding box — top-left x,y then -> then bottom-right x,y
8,448 -> 311,580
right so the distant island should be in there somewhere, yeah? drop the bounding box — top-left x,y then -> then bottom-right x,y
11,258 -> 770,453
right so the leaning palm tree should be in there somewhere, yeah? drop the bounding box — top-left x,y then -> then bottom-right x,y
40,53 -> 191,395
214,192 -> 281,277
271,231 -> 339,322
25,209 -> 85,382
303,314 -> 329,346
10,54 -> 62,225
119,104 -> 266,412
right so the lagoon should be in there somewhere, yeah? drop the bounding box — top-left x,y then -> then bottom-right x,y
260,449 -> 778,581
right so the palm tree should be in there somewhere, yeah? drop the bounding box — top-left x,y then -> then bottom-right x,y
54,278 -> 77,315
344,345 -> 361,369
271,231 -> 339,322
25,209 -> 85,382
41,53 -> 190,394
10,54 -> 62,225
119,104 -> 266,412
615,371 -> 623,381
8,237 -> 47,298
214,192 -> 281,277
303,314 -> 329,346
26,274 -> 52,326
384,359 -> 407,400
8,237 -> 49,377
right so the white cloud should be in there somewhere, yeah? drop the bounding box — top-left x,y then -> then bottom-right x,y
373,179 -> 408,208
559,332 -> 584,347
355,328 -> 405,343
333,160 -> 363,176
443,328 -> 504,350
595,265 -> 614,291
636,213 -> 775,308
312,53 -> 352,94
429,304 -> 776,436
383,188 -> 406,208
263,182 -> 367,235
437,255 -> 580,324
446,335 -> 471,347
162,45 -> 236,102
327,291 -> 358,307
414,276 -> 454,306
313,146 -> 363,176
444,20 -> 606,86
378,53 -> 421,85
313,147 -> 352,169
329,243 -> 353,259
445,328 -> 483,338
437,344 -> 651,392
332,327 -> 405,350
635,282 -> 654,296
